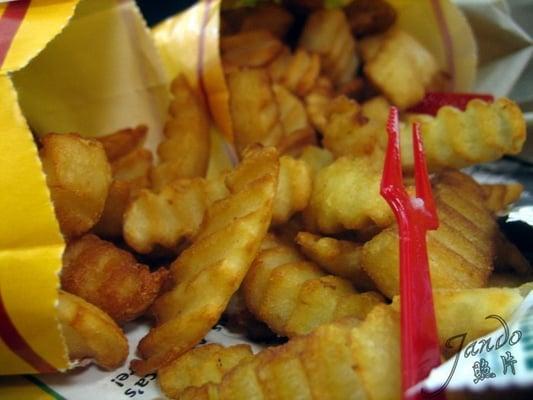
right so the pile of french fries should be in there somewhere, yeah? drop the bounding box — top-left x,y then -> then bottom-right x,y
35,0 -> 532,398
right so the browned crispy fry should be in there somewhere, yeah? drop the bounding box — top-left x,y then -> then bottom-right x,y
94,147 -> 153,238
227,68 -> 284,155
299,9 -> 359,87
152,75 -> 210,190
159,344 -> 253,399
240,4 -> 294,38
57,290 -> 128,370
221,30 -> 284,69
296,232 -> 375,291
344,0 -> 397,37
61,234 -> 168,323
40,133 -> 112,238
362,170 -> 498,298
272,155 -> 312,225
304,76 -> 335,132
304,155 -> 395,234
123,177 -> 227,254
402,98 -> 527,170
268,48 -> 321,97
97,125 -> 148,162
132,146 -> 279,374
273,84 -> 316,155
360,29 -> 439,109
243,234 -> 383,337
482,182 -> 523,213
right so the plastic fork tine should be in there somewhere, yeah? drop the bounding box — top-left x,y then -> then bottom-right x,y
412,122 -> 438,229
380,107 -> 445,400
381,107 -> 408,205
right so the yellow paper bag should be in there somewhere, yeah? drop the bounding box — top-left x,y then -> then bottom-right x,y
0,0 -> 169,376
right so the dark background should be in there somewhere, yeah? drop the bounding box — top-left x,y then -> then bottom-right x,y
136,0 -> 197,26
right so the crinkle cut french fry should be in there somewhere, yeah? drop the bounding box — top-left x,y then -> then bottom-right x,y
176,288 -> 523,400
296,232 -> 375,291
151,75 -> 210,190
61,234 -> 168,323
304,76 -> 335,132
362,170 -> 498,298
272,84 -> 316,155
57,290 -> 128,370
123,177 -> 227,254
243,234 -> 383,337
97,125 -> 148,162
360,29 -> 439,109
40,133 -> 112,238
482,182 -> 523,213
298,145 -> 334,177
131,146 -> 279,375
272,155 -> 312,225
299,9 -> 359,87
94,147 -> 153,238
402,98 -> 526,171
268,48 -> 321,97
227,68 -> 284,156
179,306 -> 398,400
321,95 -> 389,157
221,30 -> 284,69
304,155 -> 394,234
158,344 -> 253,399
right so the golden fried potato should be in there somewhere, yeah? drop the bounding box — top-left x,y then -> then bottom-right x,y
152,75 -> 210,190
123,177 -> 227,254
360,29 -> 439,109
57,290 -> 128,370
40,133 -> 112,238
221,30 -> 284,69
159,344 -> 253,399
132,146 -> 279,374
272,84 -> 316,155
304,76 -> 335,132
97,125 -> 148,162
298,145 -> 334,177
411,288 -> 522,357
482,182 -> 523,213
321,95 -> 389,157
61,235 -> 168,323
180,307 -> 396,400
296,232 -> 375,291
362,170 -> 498,298
299,9 -> 359,87
304,155 -> 394,234
243,234 -> 383,337
402,98 -> 526,170
240,4 -> 293,38
94,147 -> 153,238
272,155 -> 312,226
344,0 -> 397,36
227,68 -> 284,155
268,48 -> 321,97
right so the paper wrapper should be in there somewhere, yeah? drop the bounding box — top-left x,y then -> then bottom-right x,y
0,0 -> 532,398
0,0 -> 168,378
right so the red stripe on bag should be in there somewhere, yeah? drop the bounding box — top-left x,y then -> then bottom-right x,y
0,290 -> 56,373
0,0 -> 31,67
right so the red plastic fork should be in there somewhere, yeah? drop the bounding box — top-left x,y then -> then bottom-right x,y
380,107 -> 445,400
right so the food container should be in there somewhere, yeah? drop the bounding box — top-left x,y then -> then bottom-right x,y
0,0 -> 531,398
